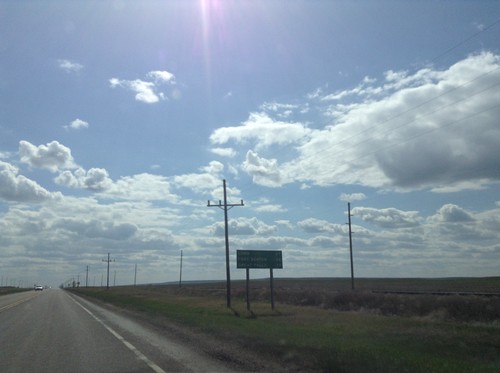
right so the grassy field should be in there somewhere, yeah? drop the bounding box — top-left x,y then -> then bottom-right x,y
0,287 -> 31,296
71,278 -> 500,372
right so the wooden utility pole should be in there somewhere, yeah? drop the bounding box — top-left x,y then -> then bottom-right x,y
102,253 -> 115,289
134,263 -> 137,286
179,250 -> 183,287
348,202 -> 355,290
207,179 -> 244,308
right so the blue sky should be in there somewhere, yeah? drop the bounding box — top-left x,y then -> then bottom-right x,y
1,1 -> 499,287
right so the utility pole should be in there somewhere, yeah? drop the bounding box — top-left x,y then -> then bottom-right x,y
134,263 -> 137,286
347,202 -> 355,290
102,253 -> 115,289
207,179 -> 244,308
85,265 -> 89,287
179,250 -> 183,288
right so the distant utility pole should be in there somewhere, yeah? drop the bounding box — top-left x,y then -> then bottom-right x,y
134,263 -> 137,286
207,179 -> 244,308
102,253 -> 115,289
347,202 -> 355,290
179,250 -> 183,288
85,265 -> 89,288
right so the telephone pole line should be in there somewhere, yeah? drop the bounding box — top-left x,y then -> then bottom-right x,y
85,265 -> 89,288
179,250 -> 183,288
207,179 -> 244,308
102,253 -> 115,290
347,202 -> 355,290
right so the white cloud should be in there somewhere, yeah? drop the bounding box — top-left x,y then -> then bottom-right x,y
146,70 -> 175,84
211,217 -> 277,236
275,220 -> 293,229
58,59 -> 83,73
210,147 -> 236,158
0,151 -> 12,160
209,112 -> 310,150
53,218 -> 137,240
104,173 -> 178,202
253,204 -> 287,213
0,161 -> 60,203
278,52 -> 500,192
19,140 -> 76,172
173,161 -> 225,196
55,168 -> 112,192
110,78 -> 160,103
260,101 -> 303,118
297,218 -> 347,234
339,193 -> 366,202
109,70 -> 176,104
352,206 -> 422,228
430,204 -> 474,223
242,150 -> 283,187
64,118 -> 89,130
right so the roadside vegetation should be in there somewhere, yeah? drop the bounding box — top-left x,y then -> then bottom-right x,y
71,278 -> 500,372
0,287 -> 31,296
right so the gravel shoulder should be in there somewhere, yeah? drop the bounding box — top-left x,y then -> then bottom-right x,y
72,291 -> 290,372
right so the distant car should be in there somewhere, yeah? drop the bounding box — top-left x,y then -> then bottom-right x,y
34,285 -> 43,291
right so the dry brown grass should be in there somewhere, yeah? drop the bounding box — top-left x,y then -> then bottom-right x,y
104,277 -> 500,322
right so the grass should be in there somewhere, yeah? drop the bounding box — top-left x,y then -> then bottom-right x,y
0,287 -> 31,296
70,278 -> 500,372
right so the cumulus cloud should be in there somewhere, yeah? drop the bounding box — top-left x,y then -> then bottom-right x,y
55,168 -> 112,192
211,217 -> 277,236
53,218 -> 137,240
147,70 -> 175,84
110,78 -> 160,103
209,112 -> 310,150
64,118 -> 89,130
58,59 -> 83,73
239,52 -> 500,192
19,140 -> 76,172
0,161 -> 60,203
297,218 -> 347,234
94,173 -> 177,202
352,206 -> 421,228
242,150 -> 283,187
431,204 -> 474,223
173,161 -> 224,195
109,70 -> 176,103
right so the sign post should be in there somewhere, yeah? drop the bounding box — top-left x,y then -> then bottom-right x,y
245,268 -> 250,311
237,250 -> 283,310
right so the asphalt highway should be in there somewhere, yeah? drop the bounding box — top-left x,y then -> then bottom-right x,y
0,289 -> 233,372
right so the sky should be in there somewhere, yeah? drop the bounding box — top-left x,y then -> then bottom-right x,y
1,1 -> 499,288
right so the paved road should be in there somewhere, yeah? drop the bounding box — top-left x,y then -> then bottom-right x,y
0,289 -> 232,372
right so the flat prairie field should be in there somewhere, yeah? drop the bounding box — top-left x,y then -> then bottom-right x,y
72,278 -> 500,372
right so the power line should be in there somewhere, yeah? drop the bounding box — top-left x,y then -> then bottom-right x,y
233,18 -> 500,199
429,18 -> 500,65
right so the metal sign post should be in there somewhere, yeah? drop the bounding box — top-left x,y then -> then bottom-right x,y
237,250 -> 283,311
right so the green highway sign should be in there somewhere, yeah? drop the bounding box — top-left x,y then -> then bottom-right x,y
237,250 -> 283,269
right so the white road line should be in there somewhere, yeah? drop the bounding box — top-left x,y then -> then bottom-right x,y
69,295 -> 166,373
